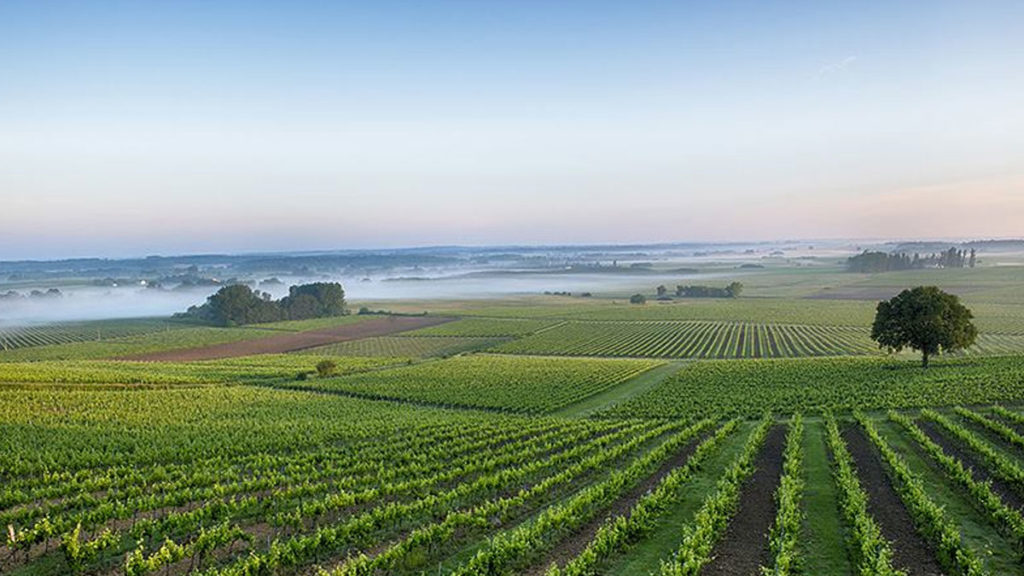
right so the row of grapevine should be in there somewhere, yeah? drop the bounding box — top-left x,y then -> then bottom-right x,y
298,335 -> 506,358
764,414 -> 804,575
601,356 -> 1024,418
823,414 -> 904,575
494,321 -> 880,359
205,420 -> 684,575
544,419 -> 742,576
297,354 -> 662,413
854,413 -> 985,575
0,319 -> 185,351
442,420 -> 715,575
6,418 -> 617,563
660,415 -> 773,575
0,355 -> 398,386
889,411 -> 1024,551
922,409 -> 1024,492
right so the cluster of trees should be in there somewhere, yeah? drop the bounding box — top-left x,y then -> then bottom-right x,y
668,282 -> 743,299
847,248 -> 976,273
0,288 -> 63,300
179,282 -> 346,326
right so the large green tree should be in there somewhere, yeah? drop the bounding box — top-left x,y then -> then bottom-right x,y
871,286 -> 977,368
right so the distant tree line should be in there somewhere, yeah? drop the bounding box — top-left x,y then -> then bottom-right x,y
846,248 -> 976,273
0,288 -> 63,300
673,282 -> 744,299
178,282 -> 346,326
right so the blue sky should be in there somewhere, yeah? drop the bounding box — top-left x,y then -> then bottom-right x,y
1,1 -> 1022,258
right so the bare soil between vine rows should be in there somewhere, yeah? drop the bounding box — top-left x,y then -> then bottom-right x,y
701,425 -> 786,576
843,426 -> 946,576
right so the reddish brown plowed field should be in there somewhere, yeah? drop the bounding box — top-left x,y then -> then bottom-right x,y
124,316 -> 455,361
702,425 -> 786,576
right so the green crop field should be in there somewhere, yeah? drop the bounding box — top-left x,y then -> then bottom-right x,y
7,264 -> 1024,576
297,335 -> 506,358
494,320 -> 880,358
493,321 -> 1024,359
0,318 -> 189,351
0,355 -> 400,387
600,356 -> 1024,418
292,354 -> 662,413
407,317 -> 562,336
0,326 -> 281,362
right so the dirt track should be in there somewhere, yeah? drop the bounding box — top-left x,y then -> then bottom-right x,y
843,426 -> 945,576
702,425 -> 786,576
125,316 -> 455,361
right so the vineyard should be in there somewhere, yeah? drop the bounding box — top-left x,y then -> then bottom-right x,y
0,355 -> 400,387
0,319 -> 188,351
5,270 -> 1024,575
7,382 -> 1024,575
0,326 -> 282,362
298,335 -> 506,358
601,355 -> 1024,418
294,354 -> 662,413
492,320 -> 1024,359
407,317 -> 562,337
494,320 -> 880,358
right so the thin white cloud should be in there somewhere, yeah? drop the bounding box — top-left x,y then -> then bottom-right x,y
818,55 -> 857,76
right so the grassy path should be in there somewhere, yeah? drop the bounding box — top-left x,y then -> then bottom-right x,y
600,420 -> 754,574
551,361 -> 685,418
800,419 -> 853,575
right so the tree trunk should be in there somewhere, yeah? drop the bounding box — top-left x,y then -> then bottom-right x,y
922,350 -> 929,369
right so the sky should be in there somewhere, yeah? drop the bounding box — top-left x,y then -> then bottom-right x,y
1,1 -> 1022,259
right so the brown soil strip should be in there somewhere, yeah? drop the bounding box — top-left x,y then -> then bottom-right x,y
958,418 -> 1024,460
842,426 -> 946,576
521,430 -> 712,576
918,420 -> 1024,510
123,315 -> 455,361
701,425 -> 786,576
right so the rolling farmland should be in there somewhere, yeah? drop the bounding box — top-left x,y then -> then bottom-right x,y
6,266 -> 1024,575
5,2 -> 1024,573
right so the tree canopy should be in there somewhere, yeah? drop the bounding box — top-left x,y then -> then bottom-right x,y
180,282 -> 347,326
870,286 -> 977,367
847,248 -> 975,273
675,282 -> 743,299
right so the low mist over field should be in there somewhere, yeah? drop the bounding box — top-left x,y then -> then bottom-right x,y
0,241 -> 794,324
2,239 -> 1022,325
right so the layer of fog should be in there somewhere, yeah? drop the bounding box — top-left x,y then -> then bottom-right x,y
0,241 -> 852,327
0,269 -> 731,327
